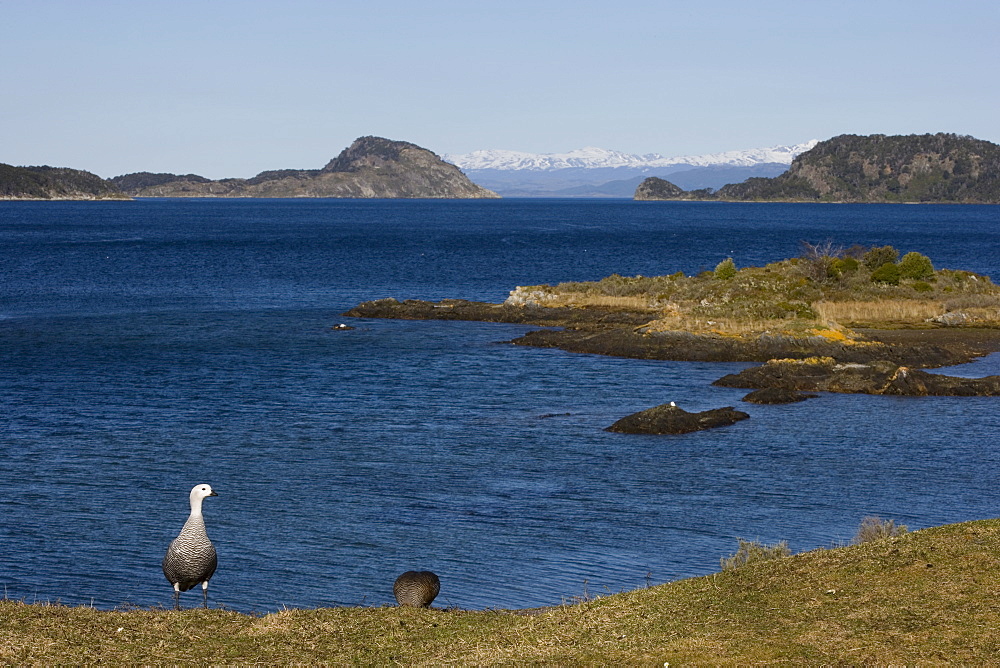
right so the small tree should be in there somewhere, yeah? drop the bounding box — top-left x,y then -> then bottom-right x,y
714,257 -> 737,280
898,251 -> 935,280
863,245 -> 899,270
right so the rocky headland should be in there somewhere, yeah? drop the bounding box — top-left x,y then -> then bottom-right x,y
635,133 -> 1000,203
343,247 -> 1000,408
111,136 -> 499,199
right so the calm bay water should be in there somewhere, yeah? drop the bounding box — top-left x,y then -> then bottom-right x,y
2,198 -> 1000,612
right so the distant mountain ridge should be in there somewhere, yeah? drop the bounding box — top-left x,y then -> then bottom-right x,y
112,137 -> 499,199
635,133 -> 1000,203
445,140 -> 819,171
445,141 -> 817,197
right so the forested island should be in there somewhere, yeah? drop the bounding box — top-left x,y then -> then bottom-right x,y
635,133 -> 1000,203
0,164 -> 129,200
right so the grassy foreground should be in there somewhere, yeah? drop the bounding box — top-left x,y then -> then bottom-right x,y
5,519 -> 1000,664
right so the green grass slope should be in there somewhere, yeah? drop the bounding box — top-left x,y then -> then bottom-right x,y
4,518 -> 1000,664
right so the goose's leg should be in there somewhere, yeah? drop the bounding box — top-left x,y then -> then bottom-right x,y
173,583 -> 181,611
202,580 -> 210,608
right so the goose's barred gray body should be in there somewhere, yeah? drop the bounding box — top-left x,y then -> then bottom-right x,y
393,570 -> 441,608
162,484 -> 218,609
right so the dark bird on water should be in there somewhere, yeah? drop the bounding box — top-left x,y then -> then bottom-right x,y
393,570 -> 441,608
162,484 -> 218,610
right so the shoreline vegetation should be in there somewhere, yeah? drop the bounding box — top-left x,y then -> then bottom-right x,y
6,517 -> 1000,663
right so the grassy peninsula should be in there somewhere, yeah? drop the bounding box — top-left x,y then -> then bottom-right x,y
511,243 -> 1000,338
5,518 -> 1000,663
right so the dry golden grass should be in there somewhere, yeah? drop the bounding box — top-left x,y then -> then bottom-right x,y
535,293 -> 662,311
815,299 -> 945,325
7,519 -> 1000,664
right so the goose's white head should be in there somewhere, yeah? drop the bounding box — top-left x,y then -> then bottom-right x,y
188,484 -> 219,511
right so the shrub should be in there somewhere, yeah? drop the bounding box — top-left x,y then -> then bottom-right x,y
912,281 -> 933,293
776,301 -> 818,319
863,245 -> 900,270
714,258 -> 737,280
852,516 -> 908,544
829,257 -> 860,276
828,257 -> 862,281
898,251 -> 935,280
720,538 -> 791,571
871,262 -> 901,285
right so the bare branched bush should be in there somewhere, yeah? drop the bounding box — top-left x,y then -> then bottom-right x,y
852,516 -> 909,544
720,538 -> 791,571
799,240 -> 844,282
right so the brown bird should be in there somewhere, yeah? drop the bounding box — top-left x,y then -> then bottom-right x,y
393,570 -> 441,608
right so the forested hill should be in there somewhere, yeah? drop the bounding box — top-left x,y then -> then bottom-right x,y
0,164 -> 129,200
110,136 -> 500,199
635,133 -> 1000,203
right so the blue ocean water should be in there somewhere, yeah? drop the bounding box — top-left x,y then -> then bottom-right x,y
2,198 -> 999,613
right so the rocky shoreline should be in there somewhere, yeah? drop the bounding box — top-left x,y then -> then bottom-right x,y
342,298 -> 1000,424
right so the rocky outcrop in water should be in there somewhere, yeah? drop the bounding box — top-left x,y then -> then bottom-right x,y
344,298 -> 1000,371
111,137 -> 499,199
713,357 -> 1000,396
605,404 -> 749,434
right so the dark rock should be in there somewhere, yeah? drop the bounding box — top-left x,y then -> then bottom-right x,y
714,357 -> 1000,396
741,388 -> 819,404
344,297 -> 653,328
605,404 -> 749,435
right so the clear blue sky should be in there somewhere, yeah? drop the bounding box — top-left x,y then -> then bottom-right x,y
2,0 -> 997,178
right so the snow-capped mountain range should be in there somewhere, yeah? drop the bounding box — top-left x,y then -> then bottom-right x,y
445,140 -> 819,172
